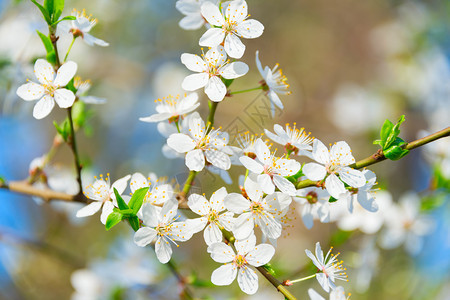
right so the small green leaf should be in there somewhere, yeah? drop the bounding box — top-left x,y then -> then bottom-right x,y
262,263 -> 276,276
36,30 -> 53,53
53,119 -> 70,141
385,115 -> 405,148
222,78 -> 234,88
31,0 -> 52,24
65,78 -> 77,93
51,15 -> 76,26
128,187 -> 150,214
44,0 -> 54,18
52,0 -> 65,22
113,188 -> 129,210
383,144 -> 409,160
105,211 -> 123,230
128,216 -> 140,232
328,196 -> 338,203
378,119 -> 394,148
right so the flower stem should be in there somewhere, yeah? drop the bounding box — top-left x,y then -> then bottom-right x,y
286,273 -> 316,285
295,126 -> 450,189
206,101 -> 219,133
229,86 -> 263,95
182,170 -> 197,195
64,37 -> 76,62
67,107 -> 83,194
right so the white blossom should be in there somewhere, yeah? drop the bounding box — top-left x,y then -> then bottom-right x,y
59,9 -> 109,46
167,113 -> 232,171
294,187 -> 331,229
139,93 -> 199,123
199,0 -> 264,58
305,242 -> 348,293
303,140 -> 366,199
181,45 -> 248,102
256,51 -> 291,116
264,123 -> 314,156
239,138 -> 300,196
74,76 -> 106,104
308,286 -> 349,300
338,169 -> 379,213
176,0 -> 218,30
186,187 -> 234,245
134,199 -> 193,263
76,174 -> 131,224
129,172 -> 175,205
208,234 -> 275,295
16,59 -> 77,119
224,176 -> 284,240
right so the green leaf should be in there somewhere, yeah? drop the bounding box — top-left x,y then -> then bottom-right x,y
31,0 -> 51,24
222,78 -> 234,88
65,78 -> 77,93
52,0 -> 64,22
385,115 -> 405,148
378,119 -> 394,148
128,187 -> 150,214
105,211 -> 123,230
53,119 -> 70,141
262,263 -> 276,276
384,143 -> 409,160
51,15 -> 75,26
113,188 -> 129,210
128,216 -> 140,232
328,196 -> 338,203
44,0 -> 54,18
36,30 -> 56,65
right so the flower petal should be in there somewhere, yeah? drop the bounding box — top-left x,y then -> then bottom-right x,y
179,14 -> 205,30
182,73 -> 209,91
200,1 -> 225,26
187,194 -> 211,216
312,139 -> 330,164
339,167 -> 366,188
237,266 -> 259,295
111,174 -> 131,196
325,174 -> 346,199
199,27 -> 225,47
205,76 -> 227,102
181,53 -> 207,72
100,201 -> 114,224
273,175 -> 296,196
16,82 -> 44,101
233,213 -> 254,240
207,242 -> 235,263
219,62 -> 249,79
236,19 -> 264,39
33,95 -> 55,119
155,237 -> 173,263
257,173 -> 275,195
83,33 -> 109,47
224,33 -> 245,59
303,163 -> 327,181
224,193 -> 249,214
225,0 -> 247,23
76,201 -> 102,218
34,59 -> 55,84
134,227 -> 157,247
240,156 -> 264,173
204,223 -> 223,246
167,133 -> 196,153
53,88 -> 76,108
205,149 -> 231,170
246,244 -> 275,267
54,61 -> 77,87
211,264 -> 237,286
185,148 -> 205,171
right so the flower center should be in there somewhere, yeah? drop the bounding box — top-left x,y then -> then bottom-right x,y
233,254 -> 247,268
222,20 -> 237,34
306,191 -> 318,204
43,83 -> 57,97
207,211 -> 219,223
250,202 -> 263,214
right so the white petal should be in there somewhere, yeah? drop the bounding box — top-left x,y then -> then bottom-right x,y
179,14 -> 205,30
204,223 -> 223,245
139,203 -> 160,227
186,217 -> 208,233
255,50 -> 264,76
199,27 -> 225,47
246,244 -> 275,267
257,174 -> 275,195
302,206 -> 314,229
205,76 -> 227,102
181,53 -> 207,72
155,237 -> 173,263
312,139 -> 330,164
267,89 -> 284,110
207,242 -> 235,263
240,156 -> 264,173
308,288 -> 326,300
244,175 -> 263,202
54,61 -> 77,87
111,174 -> 131,196
83,33 -> 109,47
16,82 -> 44,101
53,88 -> 75,108
303,163 -> 327,181
182,73 -> 209,91
211,264 -> 237,286
237,266 -> 259,295
233,213 -> 254,240
219,62 -> 249,79
254,138 -> 271,164
200,1 -> 225,26
204,45 -> 227,66
76,201 -> 102,218
325,174 -> 346,199
209,187 -> 228,212
236,19 -> 264,39
339,167 -> 366,188
264,128 -> 286,146
225,0 -> 247,23
100,201 -> 114,224
273,175 -> 296,196
256,213 -> 282,240
160,198 -> 178,224
205,149 -> 231,170
187,194 -> 211,216
33,95 -> 55,119
34,59 -> 54,84
224,193 -> 249,214
134,227 -> 157,247
167,133 -> 196,153
357,192 -> 378,212
186,148 -> 205,171
316,273 -> 330,293
130,172 -> 149,193
330,141 -> 355,166
224,33 -> 245,59
235,233 -> 257,255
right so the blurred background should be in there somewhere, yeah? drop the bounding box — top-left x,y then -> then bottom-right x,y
0,0 -> 449,299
